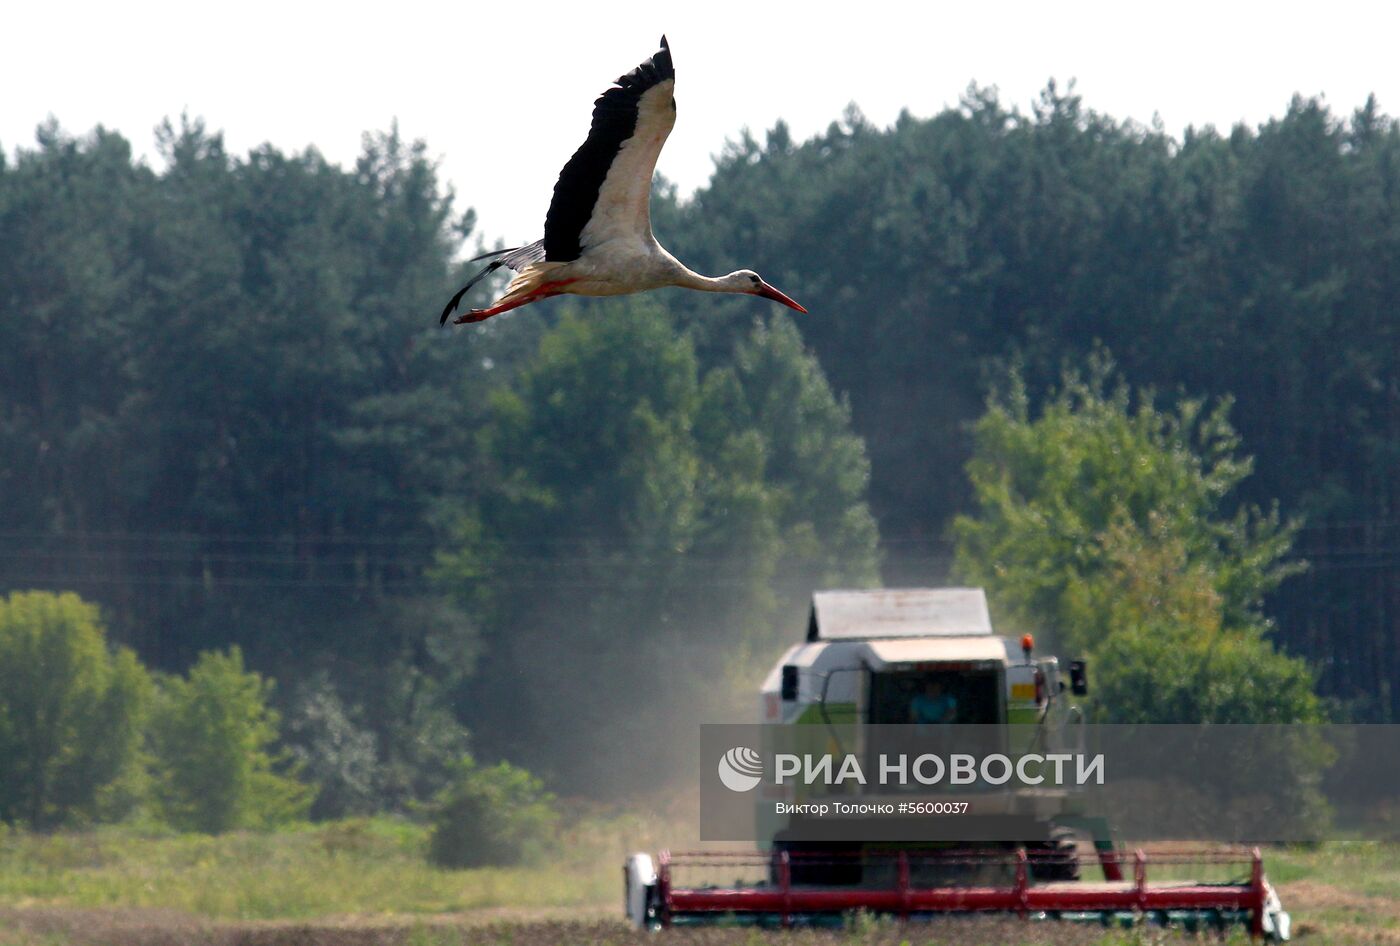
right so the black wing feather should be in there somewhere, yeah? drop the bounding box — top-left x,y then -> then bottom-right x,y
467,241 -> 546,268
542,36 -> 674,262
439,239 -> 546,325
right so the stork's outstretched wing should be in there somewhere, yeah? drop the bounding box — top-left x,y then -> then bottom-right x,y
544,36 -> 676,261
439,240 -> 545,325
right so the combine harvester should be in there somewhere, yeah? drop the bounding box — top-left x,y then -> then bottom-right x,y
624,588 -> 1291,940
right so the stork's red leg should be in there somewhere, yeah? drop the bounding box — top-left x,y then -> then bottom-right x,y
452,279 -> 579,325
452,294 -> 540,324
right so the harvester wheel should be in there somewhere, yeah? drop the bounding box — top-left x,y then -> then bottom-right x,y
1028,827 -> 1081,883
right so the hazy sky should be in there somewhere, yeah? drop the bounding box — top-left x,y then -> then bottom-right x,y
5,1 -> 1397,246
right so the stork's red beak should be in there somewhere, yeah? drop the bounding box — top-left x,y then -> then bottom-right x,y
755,280 -> 807,314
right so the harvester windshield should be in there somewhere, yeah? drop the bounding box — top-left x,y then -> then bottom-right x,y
869,669 -> 1002,725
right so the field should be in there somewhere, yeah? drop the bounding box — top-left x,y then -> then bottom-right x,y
0,817 -> 1395,946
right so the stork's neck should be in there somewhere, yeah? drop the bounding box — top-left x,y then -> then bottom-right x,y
673,267 -> 752,293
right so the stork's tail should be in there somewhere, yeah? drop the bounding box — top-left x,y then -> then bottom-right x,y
440,240 -> 547,325
440,260 -> 505,325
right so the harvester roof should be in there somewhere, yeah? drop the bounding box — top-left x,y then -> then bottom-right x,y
862,635 -> 1010,666
807,588 -> 992,641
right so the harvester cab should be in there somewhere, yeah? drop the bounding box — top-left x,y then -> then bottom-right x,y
765,587 -> 1067,729
624,587 -> 1291,940
755,588 -> 1090,884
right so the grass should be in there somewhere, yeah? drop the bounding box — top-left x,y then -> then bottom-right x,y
0,814 -> 638,921
0,816 -> 1395,944
1262,840 -> 1400,942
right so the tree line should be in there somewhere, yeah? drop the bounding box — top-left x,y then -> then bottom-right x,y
1,84 -> 1397,824
0,588 -> 557,861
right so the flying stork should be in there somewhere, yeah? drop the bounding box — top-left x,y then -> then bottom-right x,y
440,36 -> 806,326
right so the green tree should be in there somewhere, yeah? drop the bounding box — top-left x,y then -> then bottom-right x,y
0,591 -> 150,828
952,355 -> 1320,723
0,124 -> 155,538
147,647 -> 309,832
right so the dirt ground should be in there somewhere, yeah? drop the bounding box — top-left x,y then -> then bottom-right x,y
4,876 -> 1395,946
1279,878 -> 1400,944
0,907 -> 1239,946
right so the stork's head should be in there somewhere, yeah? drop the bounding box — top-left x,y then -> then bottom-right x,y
726,270 -> 807,313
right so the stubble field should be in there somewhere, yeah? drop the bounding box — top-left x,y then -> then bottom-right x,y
0,816 -> 1393,946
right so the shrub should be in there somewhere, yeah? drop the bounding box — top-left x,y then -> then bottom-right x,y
426,757 -> 557,868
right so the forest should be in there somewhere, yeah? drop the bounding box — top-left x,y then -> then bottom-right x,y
2,85 -> 1398,822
